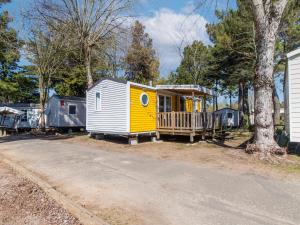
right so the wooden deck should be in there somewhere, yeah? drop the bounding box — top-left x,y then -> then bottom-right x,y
157,112 -> 221,141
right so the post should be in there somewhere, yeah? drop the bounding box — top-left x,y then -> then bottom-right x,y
213,96 -> 216,112
171,111 -> 175,134
156,131 -> 160,140
191,92 -> 195,134
212,96 -> 216,138
203,95 -> 207,140
190,133 -> 194,143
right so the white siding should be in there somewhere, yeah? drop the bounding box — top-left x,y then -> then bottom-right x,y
288,53 -> 300,142
214,108 -> 239,127
0,107 -> 40,129
86,79 -> 128,134
58,101 -> 86,127
17,108 -> 40,128
46,97 -> 59,127
46,97 -> 86,127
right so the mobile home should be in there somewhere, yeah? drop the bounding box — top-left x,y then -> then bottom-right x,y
214,108 -> 239,128
0,103 -> 40,129
285,49 -> 300,142
46,95 -> 86,129
86,78 -> 216,143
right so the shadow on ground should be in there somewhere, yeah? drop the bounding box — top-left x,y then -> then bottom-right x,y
0,133 -> 76,144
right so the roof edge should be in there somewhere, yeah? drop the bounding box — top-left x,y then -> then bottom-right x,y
156,84 -> 217,97
287,48 -> 300,59
50,95 -> 85,101
128,81 -> 156,90
87,77 -> 127,92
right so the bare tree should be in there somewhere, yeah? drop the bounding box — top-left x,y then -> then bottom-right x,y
34,0 -> 131,88
247,0 -> 289,157
26,29 -> 71,130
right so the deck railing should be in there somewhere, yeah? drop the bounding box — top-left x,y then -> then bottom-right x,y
157,112 -> 218,131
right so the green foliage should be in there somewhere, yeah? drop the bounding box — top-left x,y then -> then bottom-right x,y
170,41 -> 214,87
54,65 -> 87,97
124,20 -> 160,84
276,0 -> 300,74
206,0 -> 256,91
52,43 -> 113,97
0,3 -> 37,103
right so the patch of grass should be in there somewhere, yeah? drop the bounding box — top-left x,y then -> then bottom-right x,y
280,164 -> 300,174
271,158 -> 300,174
288,155 -> 300,163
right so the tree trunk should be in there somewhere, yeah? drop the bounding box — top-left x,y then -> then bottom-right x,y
273,82 -> 281,126
249,0 -> 288,157
85,46 -> 93,88
214,80 -> 218,111
238,82 -> 244,127
39,76 -> 46,132
252,32 -> 283,155
244,84 -> 249,126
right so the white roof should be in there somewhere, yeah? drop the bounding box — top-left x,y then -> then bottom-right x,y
287,48 -> 300,58
0,106 -> 25,115
128,81 -> 156,90
156,85 -> 216,96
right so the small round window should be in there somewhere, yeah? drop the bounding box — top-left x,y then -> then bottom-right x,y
140,93 -> 149,106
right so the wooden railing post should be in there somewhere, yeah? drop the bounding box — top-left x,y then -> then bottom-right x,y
171,111 -> 175,134
212,112 -> 216,138
192,112 -> 195,133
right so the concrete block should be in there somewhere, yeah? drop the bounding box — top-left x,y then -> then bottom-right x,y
128,137 -> 138,145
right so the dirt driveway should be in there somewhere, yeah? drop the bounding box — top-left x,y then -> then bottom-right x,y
1,135 -> 300,225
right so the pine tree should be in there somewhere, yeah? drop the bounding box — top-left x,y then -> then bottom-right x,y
206,1 -> 256,125
172,40 -> 213,87
124,20 -> 160,84
0,1 -> 37,103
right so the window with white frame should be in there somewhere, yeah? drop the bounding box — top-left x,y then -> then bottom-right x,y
96,92 -> 101,110
140,93 -> 149,106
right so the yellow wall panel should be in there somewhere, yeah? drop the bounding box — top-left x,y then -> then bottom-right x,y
198,100 -> 201,112
172,96 -> 177,111
185,99 -> 193,112
130,85 -> 157,133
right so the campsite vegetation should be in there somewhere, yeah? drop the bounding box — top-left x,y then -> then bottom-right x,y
0,0 -> 300,159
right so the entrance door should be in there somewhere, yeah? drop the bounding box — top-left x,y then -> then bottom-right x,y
158,95 -> 172,112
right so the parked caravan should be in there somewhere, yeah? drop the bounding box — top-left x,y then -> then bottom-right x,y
86,78 -> 156,137
214,108 -> 239,128
285,49 -> 300,142
0,103 -> 40,129
86,78 -> 216,143
46,95 -> 86,129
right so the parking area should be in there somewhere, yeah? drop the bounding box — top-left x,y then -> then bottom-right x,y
1,135 -> 300,225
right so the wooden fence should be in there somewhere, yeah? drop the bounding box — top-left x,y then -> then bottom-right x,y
157,112 -> 220,132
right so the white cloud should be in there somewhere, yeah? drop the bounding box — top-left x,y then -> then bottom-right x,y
139,8 -> 210,75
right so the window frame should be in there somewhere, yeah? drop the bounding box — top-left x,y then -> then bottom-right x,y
68,105 -> 77,115
140,92 -> 149,107
21,110 -> 28,122
158,95 -> 172,112
95,91 -> 102,111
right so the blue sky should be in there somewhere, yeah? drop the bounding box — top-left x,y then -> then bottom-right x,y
2,0 -> 237,74
1,0 -> 284,103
